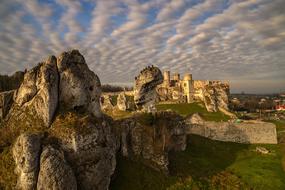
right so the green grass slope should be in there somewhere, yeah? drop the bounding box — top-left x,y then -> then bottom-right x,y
156,103 -> 230,121
111,134 -> 285,190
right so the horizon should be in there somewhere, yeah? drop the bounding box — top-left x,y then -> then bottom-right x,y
0,0 -> 284,94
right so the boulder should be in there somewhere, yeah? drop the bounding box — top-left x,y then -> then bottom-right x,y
57,50 -> 102,118
117,93 -> 128,111
12,133 -> 42,190
134,66 -> 163,112
37,146 -> 77,190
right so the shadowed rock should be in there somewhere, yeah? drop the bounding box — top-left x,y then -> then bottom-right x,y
134,66 -> 163,112
37,146 -> 77,190
12,133 -> 42,190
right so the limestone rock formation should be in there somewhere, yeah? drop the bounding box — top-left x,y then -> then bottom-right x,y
0,90 -> 15,123
196,83 -> 230,113
8,56 -> 59,127
50,114 -> 118,190
118,112 -> 187,172
100,94 -> 115,111
57,50 -> 102,118
134,66 -> 163,112
12,133 -> 42,190
117,92 -> 128,111
37,146 -> 77,190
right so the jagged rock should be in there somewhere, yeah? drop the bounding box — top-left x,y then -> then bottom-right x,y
0,90 -> 15,122
198,83 -> 230,113
100,94 -> 115,111
117,93 -> 128,111
57,50 -> 102,118
12,133 -> 42,190
50,115 -> 117,190
134,66 -> 163,112
37,146 -> 77,190
185,113 -> 204,125
118,112 -> 187,172
8,56 -> 59,127
0,71 -> 25,92
203,85 -> 217,112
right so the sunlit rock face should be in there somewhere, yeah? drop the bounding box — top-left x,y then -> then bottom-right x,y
8,56 -> 59,127
57,50 -> 102,118
134,66 -> 163,112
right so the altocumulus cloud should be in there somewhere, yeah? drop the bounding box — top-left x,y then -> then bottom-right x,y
0,0 -> 284,93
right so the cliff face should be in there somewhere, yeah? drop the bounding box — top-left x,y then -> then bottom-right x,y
134,66 -> 163,112
117,112 -> 187,173
2,50 -> 116,190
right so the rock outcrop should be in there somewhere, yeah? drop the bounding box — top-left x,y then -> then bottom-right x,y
37,146 -> 77,190
7,56 -> 59,127
4,50 -> 102,128
134,66 -> 163,112
12,133 -> 42,190
50,114 -> 117,190
57,50 -> 102,118
117,93 -> 128,111
196,82 -> 230,113
118,112 -> 187,172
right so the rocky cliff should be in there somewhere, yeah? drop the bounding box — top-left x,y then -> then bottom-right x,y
0,50 -> 189,190
134,66 -> 163,112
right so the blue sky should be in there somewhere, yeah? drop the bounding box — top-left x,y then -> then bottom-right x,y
0,0 -> 285,93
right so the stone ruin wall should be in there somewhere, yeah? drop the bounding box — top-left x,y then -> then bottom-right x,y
187,121 -> 277,144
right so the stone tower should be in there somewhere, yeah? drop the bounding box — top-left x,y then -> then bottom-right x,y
163,71 -> 170,86
182,73 -> 194,103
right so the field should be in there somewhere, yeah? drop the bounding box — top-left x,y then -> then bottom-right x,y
111,104 -> 285,190
111,133 -> 285,190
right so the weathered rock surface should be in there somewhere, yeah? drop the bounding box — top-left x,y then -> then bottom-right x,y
37,146 -> 77,190
185,116 -> 277,144
117,93 -> 128,111
118,112 -> 187,172
196,82 -> 230,113
0,90 -> 15,123
50,114 -> 118,190
100,94 -> 115,111
12,133 -> 42,190
7,56 -> 59,127
134,66 -> 163,112
57,50 -> 102,118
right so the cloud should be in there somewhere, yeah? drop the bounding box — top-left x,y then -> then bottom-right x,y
0,0 -> 284,93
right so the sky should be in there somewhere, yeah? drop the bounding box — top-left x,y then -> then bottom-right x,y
0,0 -> 284,93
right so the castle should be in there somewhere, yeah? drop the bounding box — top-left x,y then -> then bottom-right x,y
157,71 -> 230,106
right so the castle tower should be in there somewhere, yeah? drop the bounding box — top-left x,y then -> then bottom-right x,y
163,71 -> 170,86
173,73 -> 180,81
183,73 -> 194,103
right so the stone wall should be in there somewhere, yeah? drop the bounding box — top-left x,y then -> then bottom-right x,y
186,115 -> 277,144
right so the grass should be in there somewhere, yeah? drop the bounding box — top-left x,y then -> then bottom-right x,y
156,103 -> 230,122
110,134 -> 285,190
0,147 -> 17,190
